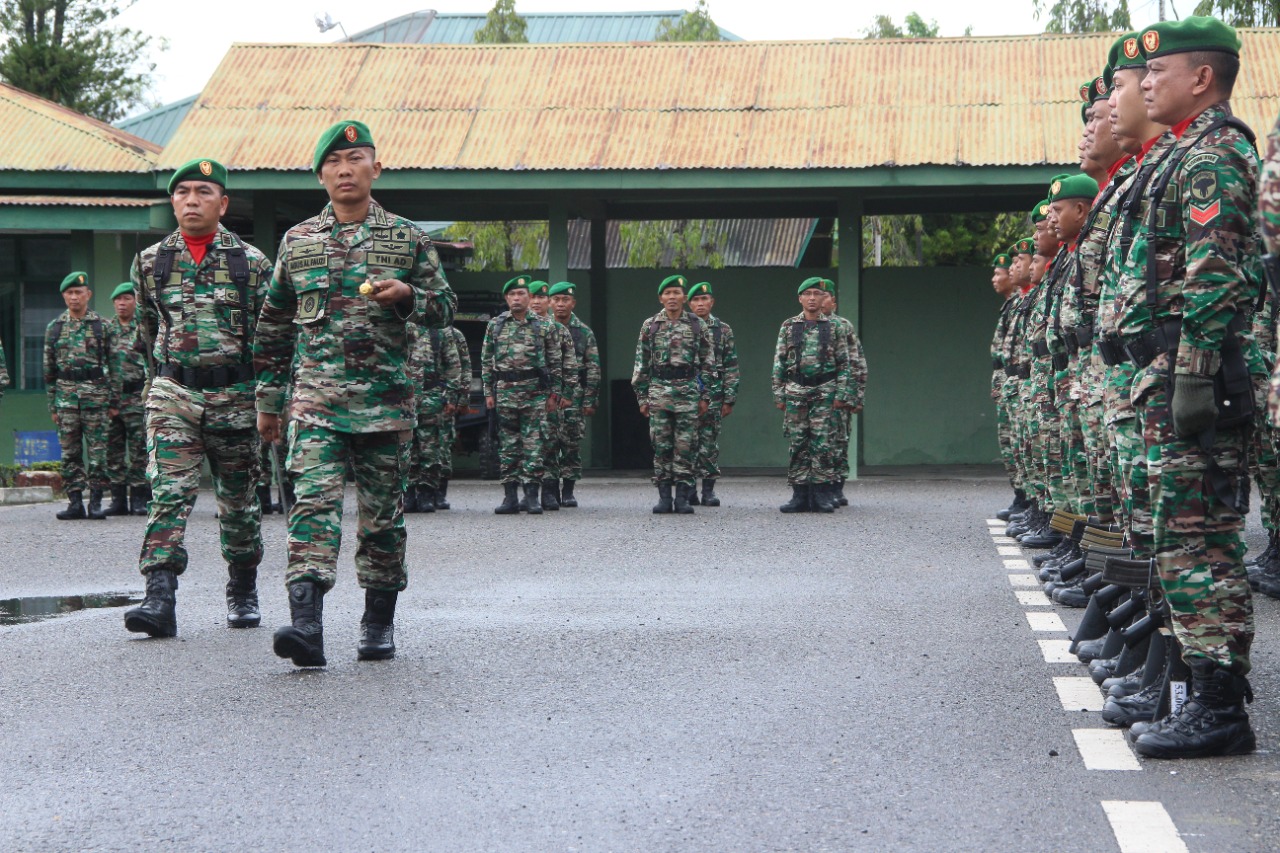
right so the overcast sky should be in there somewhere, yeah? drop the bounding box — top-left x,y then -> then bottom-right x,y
115,0 -> 1170,113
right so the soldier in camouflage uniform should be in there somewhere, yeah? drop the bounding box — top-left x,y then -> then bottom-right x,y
822,286 -> 867,507
45,271 -> 119,521
549,280 -> 600,508
633,274 -> 714,514
1110,19 -> 1260,758
773,277 -> 854,514
405,321 -> 463,513
0,331 -> 8,407
529,280 -> 577,510
1259,80 -> 1280,595
685,281 -> 738,508
990,252 -> 1028,520
120,159 -> 271,641
105,282 -> 150,516
435,323 -> 471,510
256,122 -> 457,667
482,275 -> 563,515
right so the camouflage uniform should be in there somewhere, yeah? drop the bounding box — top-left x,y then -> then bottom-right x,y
255,201 -> 456,593
44,309 -> 119,493
0,332 -> 8,405
481,311 -> 562,484
408,324 -> 464,490
133,227 -> 271,577
1263,112 -> 1280,424
632,310 -> 714,486
539,312 -> 578,482
828,312 -> 867,483
442,325 -> 471,483
772,314 -> 853,485
1115,103 -> 1260,674
106,314 -> 149,491
992,296 -> 1020,490
561,313 -> 601,482
693,313 -> 739,480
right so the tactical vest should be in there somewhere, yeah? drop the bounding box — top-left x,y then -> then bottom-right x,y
151,232 -> 252,363
48,316 -> 106,368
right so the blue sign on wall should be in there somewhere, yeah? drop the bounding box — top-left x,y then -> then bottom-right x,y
14,431 -> 59,466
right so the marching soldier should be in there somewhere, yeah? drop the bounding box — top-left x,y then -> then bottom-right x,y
685,281 -> 738,507
105,282 -> 150,516
548,280 -> 600,508
632,274 -> 714,514
256,121 -> 457,666
122,159 -> 272,639
45,271 -> 119,521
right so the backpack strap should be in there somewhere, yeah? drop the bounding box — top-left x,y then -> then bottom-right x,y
152,243 -> 179,363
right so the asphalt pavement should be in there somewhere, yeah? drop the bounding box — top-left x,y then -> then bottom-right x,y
2,475 -> 1278,852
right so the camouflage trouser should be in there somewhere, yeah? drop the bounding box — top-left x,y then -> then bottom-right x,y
1081,401 -> 1113,523
54,403 -> 110,492
833,407 -> 853,481
783,390 -> 839,485
996,394 -> 1020,488
410,391 -> 447,488
106,406 -> 147,487
693,406 -> 724,480
256,439 -> 286,490
543,406 -> 565,480
440,411 -> 457,479
496,387 -> 549,484
1137,375 -> 1253,674
1060,395 -> 1094,516
1035,400 -> 1065,513
140,394 -> 262,576
1110,417 -> 1155,558
1249,376 -> 1280,533
561,406 -> 586,481
649,403 -> 698,486
285,422 -> 408,593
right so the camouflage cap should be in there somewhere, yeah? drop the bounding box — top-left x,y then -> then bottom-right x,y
60,271 -> 89,292
1048,172 -> 1099,202
528,280 -> 550,296
659,274 -> 687,295
1138,16 -> 1240,60
167,158 -> 228,194
110,282 -> 135,300
1012,239 -> 1035,256
797,276 -> 830,295
686,281 -> 712,298
1031,199 -> 1051,223
502,275 -> 532,295
547,281 -> 576,297
312,120 -> 375,173
992,253 -> 1012,269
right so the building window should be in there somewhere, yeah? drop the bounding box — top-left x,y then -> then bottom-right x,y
0,235 -> 70,391
22,285 -> 62,391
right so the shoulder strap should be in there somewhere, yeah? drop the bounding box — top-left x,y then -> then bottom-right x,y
569,324 -> 586,357
49,318 -> 64,350
712,321 -> 723,348
819,319 -> 831,361
791,319 -> 804,356
91,318 -> 105,366
152,244 -> 178,363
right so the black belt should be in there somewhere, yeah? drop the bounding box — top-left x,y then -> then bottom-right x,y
1097,336 -> 1127,366
1052,353 -> 1069,372
1074,325 -> 1095,348
57,366 -> 103,381
791,370 -> 838,388
652,365 -> 696,381
1031,340 -> 1050,358
158,362 -> 254,390
122,379 -> 146,395
495,368 -> 541,383
1122,319 -> 1183,369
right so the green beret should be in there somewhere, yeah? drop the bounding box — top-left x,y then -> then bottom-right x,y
60,271 -> 89,292
1012,239 -> 1035,256
167,158 -> 227,195
1138,16 -> 1240,60
1078,80 -> 1094,102
1108,32 -> 1145,78
1031,199 -> 1051,223
992,253 -> 1012,269
686,281 -> 712,298
1089,74 -> 1110,103
1048,172 -> 1100,202
659,274 -> 687,295
528,280 -> 550,296
312,120 -> 375,173
502,275 -> 531,295
110,282 -> 135,300
797,276 -> 830,295
547,281 -> 576,297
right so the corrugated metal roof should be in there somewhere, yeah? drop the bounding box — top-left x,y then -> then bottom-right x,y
0,195 -> 165,207
347,10 -> 742,45
159,33 -> 1280,173
0,83 -> 160,172
116,94 -> 199,146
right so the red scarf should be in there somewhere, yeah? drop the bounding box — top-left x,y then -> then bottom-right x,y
183,231 -> 215,266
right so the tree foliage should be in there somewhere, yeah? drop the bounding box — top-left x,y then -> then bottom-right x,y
0,0 -> 157,123
656,0 -> 724,42
474,0 -> 528,44
619,220 -> 725,269
1191,0 -> 1279,26
861,213 -> 1029,267
1032,0 -> 1131,33
443,221 -> 546,273
863,12 -> 940,38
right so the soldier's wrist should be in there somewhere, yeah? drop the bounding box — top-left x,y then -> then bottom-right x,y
1174,343 -> 1221,377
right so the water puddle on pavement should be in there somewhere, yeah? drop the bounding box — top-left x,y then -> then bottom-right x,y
0,592 -> 143,626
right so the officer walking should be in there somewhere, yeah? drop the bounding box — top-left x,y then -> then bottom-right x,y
686,281 -> 738,507
45,271 -> 119,521
548,280 -> 600,508
105,282 -> 150,516
122,158 -> 272,639
256,121 -> 457,666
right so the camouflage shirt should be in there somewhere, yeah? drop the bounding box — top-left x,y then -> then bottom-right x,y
448,326 -> 473,408
108,315 -> 150,410
704,314 -> 741,406
632,309 -> 715,408
480,311 -> 562,398
43,309 -> 120,410
565,313 -> 602,409
1260,110 -> 1280,257
771,314 -> 853,405
256,200 -> 456,434
830,312 -> 868,410
538,312 -> 579,399
409,325 -> 464,405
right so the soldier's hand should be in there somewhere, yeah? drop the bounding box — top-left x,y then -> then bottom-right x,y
698,400 -> 709,416
444,403 -> 457,415
367,278 -> 412,306
775,402 -> 784,410
545,394 -> 560,413
852,405 -> 863,414
485,395 -> 495,410
258,412 -> 282,444
834,401 -> 852,411
583,405 -> 596,416
721,403 -> 733,418
51,412 -> 59,426
559,396 -> 571,410
1171,373 -> 1217,438
459,405 -> 472,416
639,404 -> 649,417
108,407 -> 119,418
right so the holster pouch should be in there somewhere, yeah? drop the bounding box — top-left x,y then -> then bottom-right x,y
1209,318 -> 1253,431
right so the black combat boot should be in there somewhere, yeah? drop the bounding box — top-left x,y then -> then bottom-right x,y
673,482 -> 694,514
1005,505 -> 1038,538
997,488 -> 1028,521
560,479 -> 577,508
1102,681 -> 1162,727
57,490 -> 87,520
523,482 -> 543,515
273,580 -> 326,667
1247,529 -> 1278,568
257,484 -> 275,515
225,566 -> 261,629
415,484 -> 435,514
123,569 -> 178,638
495,482 -> 520,514
403,484 -> 419,514
435,479 -> 451,510
129,484 -> 151,516
86,488 -> 107,520
1132,662 -> 1256,758
701,478 -> 720,507
688,489 -> 700,506
106,485 -> 128,516
835,479 -> 848,507
541,479 -> 561,511
780,485 -> 808,513
812,483 -> 837,513
357,589 -> 398,661
653,482 -> 674,514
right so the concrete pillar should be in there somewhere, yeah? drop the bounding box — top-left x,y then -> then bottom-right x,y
588,218 -> 609,469
548,201 -> 569,286
253,193 -> 278,261
837,197 -> 863,479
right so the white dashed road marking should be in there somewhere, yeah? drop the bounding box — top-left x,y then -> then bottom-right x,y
997,546 -> 1023,556
1101,801 -> 1188,853
1015,590 -> 1050,606
1003,558 -> 1031,568
1027,611 -> 1067,632
1054,676 -> 1106,711
1037,639 -> 1077,663
1073,729 -> 1141,771
1008,573 -> 1039,587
